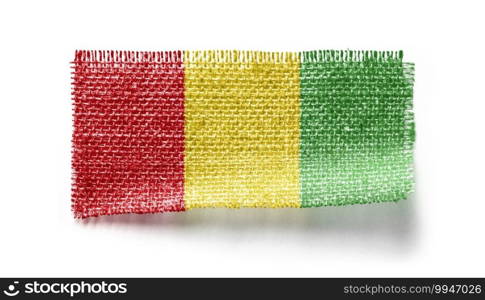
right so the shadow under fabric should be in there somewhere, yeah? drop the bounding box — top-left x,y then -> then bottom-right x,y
71,50 -> 415,219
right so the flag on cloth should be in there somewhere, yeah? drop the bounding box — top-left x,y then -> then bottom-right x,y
72,50 -> 415,218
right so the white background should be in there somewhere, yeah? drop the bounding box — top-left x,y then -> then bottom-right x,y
0,0 -> 484,277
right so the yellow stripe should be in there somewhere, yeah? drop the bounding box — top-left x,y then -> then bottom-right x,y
184,50 -> 301,209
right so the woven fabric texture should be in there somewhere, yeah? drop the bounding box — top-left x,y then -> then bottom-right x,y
184,51 -> 301,208
300,51 -> 415,207
72,51 -> 185,218
71,50 -> 415,218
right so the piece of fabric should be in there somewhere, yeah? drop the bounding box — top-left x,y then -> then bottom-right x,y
300,51 -> 415,207
184,51 -> 301,209
72,50 -> 415,218
72,51 -> 185,218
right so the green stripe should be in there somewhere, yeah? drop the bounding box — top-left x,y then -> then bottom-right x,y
299,50 -> 415,207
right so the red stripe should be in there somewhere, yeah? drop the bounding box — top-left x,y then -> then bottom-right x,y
72,50 -> 185,218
